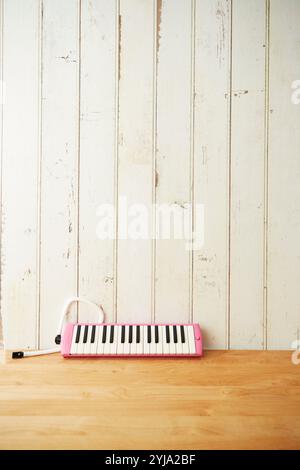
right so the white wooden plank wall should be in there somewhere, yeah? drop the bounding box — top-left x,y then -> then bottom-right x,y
230,0 -> 266,349
0,0 -> 2,347
155,0 -> 192,324
78,0 -> 116,323
1,0 -> 299,350
267,0 -> 300,349
39,0 -> 79,348
117,0 -> 154,323
193,0 -> 230,349
2,0 -> 40,349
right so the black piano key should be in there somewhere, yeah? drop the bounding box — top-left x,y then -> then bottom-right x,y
102,325 -> 107,343
166,325 -> 170,343
136,325 -> 140,343
75,325 -> 81,343
180,325 -> 185,343
121,325 -> 125,343
147,325 -> 151,343
173,325 -> 178,343
83,325 -> 89,343
110,325 -> 114,343
129,325 -> 133,343
155,325 -> 159,343
91,325 -> 96,343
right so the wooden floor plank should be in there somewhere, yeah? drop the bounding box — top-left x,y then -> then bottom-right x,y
0,351 -> 299,449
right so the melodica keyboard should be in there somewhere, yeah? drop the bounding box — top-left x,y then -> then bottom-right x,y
61,323 -> 202,357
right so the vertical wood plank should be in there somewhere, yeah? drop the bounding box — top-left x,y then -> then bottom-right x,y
193,0 -> 231,348
155,0 -> 193,323
230,0 -> 266,349
1,0 -> 40,349
268,0 -> 300,349
116,0 -> 154,322
0,0 -> 4,348
40,0 -> 79,348
78,0 -> 117,323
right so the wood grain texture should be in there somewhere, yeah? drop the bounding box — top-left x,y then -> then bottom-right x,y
155,0 -> 193,323
0,0 -> 3,349
117,0 -> 154,323
267,0 -> 300,349
39,0 -> 79,348
0,351 -> 299,449
1,0 -> 40,349
78,0 -> 117,322
230,0 -> 266,349
193,0 -> 231,348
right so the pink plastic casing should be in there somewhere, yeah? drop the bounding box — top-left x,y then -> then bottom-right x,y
61,323 -> 203,358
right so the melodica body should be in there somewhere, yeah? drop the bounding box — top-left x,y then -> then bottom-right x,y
61,323 -> 203,358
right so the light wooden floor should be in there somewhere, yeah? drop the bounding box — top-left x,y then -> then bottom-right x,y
0,350 -> 299,450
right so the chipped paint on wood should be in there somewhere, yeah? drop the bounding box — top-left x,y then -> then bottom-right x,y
78,0 -> 116,322
118,14 -> 122,81
116,0 -> 154,322
155,0 -> 192,324
216,1 -> 226,68
1,0 -> 40,349
267,0 -> 300,349
39,0 -> 79,348
233,89 -> 249,97
193,0 -> 230,349
230,0 -> 266,349
156,0 -> 162,55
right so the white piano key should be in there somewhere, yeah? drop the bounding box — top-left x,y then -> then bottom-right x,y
77,325 -> 86,354
149,325 -> 156,355
123,325 -> 130,355
162,326 -> 170,355
169,325 -> 176,355
96,325 -> 104,355
117,326 -> 124,355
103,325 -> 110,353
182,325 -> 190,354
103,325 -> 111,355
70,325 -> 78,355
130,326 -> 137,355
90,325 -> 99,355
106,325 -> 111,354
120,325 -> 127,355
81,325 -> 89,354
110,325 -> 117,355
127,325 -> 133,354
156,326 -> 163,355
143,326 -> 150,355
83,325 -> 92,355
136,325 -> 143,355
175,325 -> 183,355
187,325 -> 196,354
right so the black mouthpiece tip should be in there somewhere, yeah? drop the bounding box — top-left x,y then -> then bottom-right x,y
55,335 -> 61,345
12,351 -> 24,359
